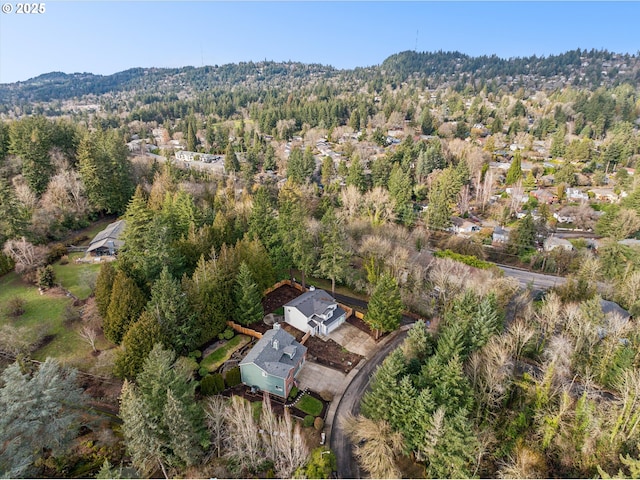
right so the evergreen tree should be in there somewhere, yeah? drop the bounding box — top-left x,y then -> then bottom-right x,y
77,129 -> 134,214
104,270 -> 146,344
505,151 -> 523,185
147,267 -> 198,353
114,310 -> 168,380
388,163 -> 412,208
8,116 -> 54,195
0,359 -> 86,477
321,156 -> 335,187
94,263 -> 116,318
346,156 -> 366,192
0,178 -> 28,244
420,109 -> 435,135
286,146 -> 310,184
317,208 -> 350,296
119,344 -> 206,478
361,348 -> 407,421
365,274 -> 403,339
186,116 -> 198,152
233,261 -> 264,326
224,143 -> 239,173
263,144 -> 276,171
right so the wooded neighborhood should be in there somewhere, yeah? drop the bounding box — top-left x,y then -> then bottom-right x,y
1,46 -> 640,479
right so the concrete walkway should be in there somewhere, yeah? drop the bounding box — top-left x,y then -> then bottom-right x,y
296,361 -> 347,398
326,322 -> 377,358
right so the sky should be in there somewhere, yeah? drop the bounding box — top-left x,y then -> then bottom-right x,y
1,1 -> 639,84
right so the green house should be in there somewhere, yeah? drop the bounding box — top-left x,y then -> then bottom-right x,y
239,323 -> 307,398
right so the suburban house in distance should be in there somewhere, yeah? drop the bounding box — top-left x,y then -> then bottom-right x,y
284,287 -> 347,337
239,324 -> 307,398
86,220 -> 126,257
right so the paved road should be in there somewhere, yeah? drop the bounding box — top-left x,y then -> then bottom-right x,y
498,264 -> 567,290
330,329 -> 409,479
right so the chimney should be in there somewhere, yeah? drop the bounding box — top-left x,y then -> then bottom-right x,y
309,285 -> 315,291
273,322 -> 280,330
272,339 -> 279,350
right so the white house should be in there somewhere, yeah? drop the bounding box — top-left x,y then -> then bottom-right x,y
543,236 -> 574,252
284,288 -> 347,337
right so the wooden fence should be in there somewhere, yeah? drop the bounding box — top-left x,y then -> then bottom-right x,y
263,279 -> 305,296
226,321 -> 263,339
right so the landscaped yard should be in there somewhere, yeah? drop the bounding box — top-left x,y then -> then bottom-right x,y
51,252 -> 101,300
296,394 -> 324,417
200,335 -> 251,372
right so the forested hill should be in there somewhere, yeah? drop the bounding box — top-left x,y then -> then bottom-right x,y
381,49 -> 640,85
1,49 -> 639,106
0,61 -> 337,104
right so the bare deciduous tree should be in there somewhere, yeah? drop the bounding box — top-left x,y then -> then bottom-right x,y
342,413 -> 403,479
78,324 -> 98,353
204,396 -> 227,459
362,187 -> 395,226
224,395 -> 262,472
339,185 -> 362,220
2,237 -> 47,275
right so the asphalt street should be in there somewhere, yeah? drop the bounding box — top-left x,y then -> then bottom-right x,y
330,329 -> 409,479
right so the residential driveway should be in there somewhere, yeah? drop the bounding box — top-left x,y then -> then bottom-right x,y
296,361 -> 346,398
328,322 -> 377,358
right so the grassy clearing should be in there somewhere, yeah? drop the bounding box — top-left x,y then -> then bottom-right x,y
0,272 -> 71,353
52,253 -> 101,300
0,272 -> 112,366
296,394 -> 323,417
200,335 -> 251,372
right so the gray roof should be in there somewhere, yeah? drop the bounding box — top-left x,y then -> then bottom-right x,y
600,299 -> 631,320
286,289 -> 346,328
240,326 -> 307,379
87,220 -> 126,253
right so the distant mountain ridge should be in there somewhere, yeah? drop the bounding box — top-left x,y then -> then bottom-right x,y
1,49 -> 638,105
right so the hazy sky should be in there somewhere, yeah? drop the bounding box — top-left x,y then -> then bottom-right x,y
1,1 -> 639,84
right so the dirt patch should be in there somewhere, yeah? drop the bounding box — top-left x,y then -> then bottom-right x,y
346,314 -> 391,342
280,323 -> 363,374
262,285 -> 303,313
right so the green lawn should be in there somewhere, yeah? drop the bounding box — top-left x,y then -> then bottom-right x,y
0,272 -> 73,357
0,272 -> 111,365
296,394 -> 323,417
51,253 -> 101,300
200,335 -> 251,372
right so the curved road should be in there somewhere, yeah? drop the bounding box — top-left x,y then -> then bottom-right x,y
330,329 -> 409,479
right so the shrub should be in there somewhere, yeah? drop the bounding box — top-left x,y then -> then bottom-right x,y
287,386 -> 300,402
0,252 -> 14,276
37,265 -> 56,289
188,349 -> 202,359
303,415 -> 315,428
314,417 -> 324,431
177,356 -> 199,374
6,296 -> 26,317
211,373 -> 225,394
218,327 -> 234,340
47,243 -> 68,264
224,366 -> 242,388
200,375 -> 216,396
63,304 -> 81,324
59,255 -> 69,265
198,366 -> 209,378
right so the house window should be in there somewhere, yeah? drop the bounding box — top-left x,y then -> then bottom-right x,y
262,371 -> 268,378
